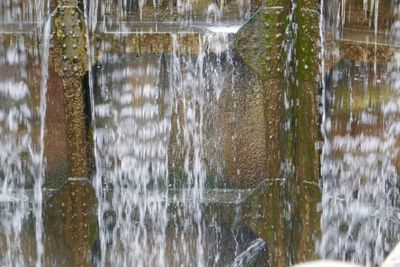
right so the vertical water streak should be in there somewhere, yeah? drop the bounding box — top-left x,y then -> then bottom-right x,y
319,1 -> 400,266
93,28 -> 233,266
89,0 -> 99,33
0,36 -> 31,262
34,17 -> 51,267
320,0 -> 327,135
94,38 -> 170,267
0,0 -> 49,264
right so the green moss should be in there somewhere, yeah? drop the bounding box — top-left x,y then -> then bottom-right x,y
87,215 -> 98,247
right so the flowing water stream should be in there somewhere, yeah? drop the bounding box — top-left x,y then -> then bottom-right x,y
1,0 -> 400,266
91,14 -> 246,267
0,0 -> 49,265
319,0 -> 400,266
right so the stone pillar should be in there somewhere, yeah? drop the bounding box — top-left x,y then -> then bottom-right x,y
235,0 -> 321,265
285,0 -> 321,263
43,1 -> 97,266
48,0 -> 91,182
44,178 -> 97,267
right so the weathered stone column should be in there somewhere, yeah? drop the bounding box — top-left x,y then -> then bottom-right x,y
235,3 -> 292,265
235,0 -> 321,265
43,1 -> 97,266
48,0 -> 91,182
235,3 -> 290,184
286,0 -> 321,263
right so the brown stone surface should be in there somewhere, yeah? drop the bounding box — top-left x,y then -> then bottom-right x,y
44,3 -> 97,266
44,179 -> 97,267
234,6 -> 288,185
47,2 -> 92,184
45,67 -> 69,188
95,33 -> 201,58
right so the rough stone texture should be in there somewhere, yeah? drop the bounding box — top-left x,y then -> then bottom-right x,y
43,1 -> 97,267
338,40 -> 393,64
234,5 -> 287,186
215,63 -> 269,188
324,0 -> 396,68
288,0 -> 321,263
44,178 -> 97,267
46,1 -> 92,187
45,67 -> 69,188
234,0 -> 321,265
95,33 -> 200,57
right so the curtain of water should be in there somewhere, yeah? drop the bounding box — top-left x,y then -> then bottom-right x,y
319,0 -> 400,266
0,1 -> 49,265
0,33 -> 33,265
34,17 -> 51,267
324,0 -> 380,38
94,51 -> 171,267
92,31 -> 232,266
0,0 -> 47,27
87,0 -> 251,33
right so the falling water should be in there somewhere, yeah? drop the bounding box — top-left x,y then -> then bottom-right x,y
34,17 -> 51,267
94,46 -> 171,267
0,1 -> 49,266
324,0 -> 381,41
87,0 -> 251,33
91,26 -> 238,265
0,0 -> 47,29
319,0 -> 400,266
0,32 -> 33,265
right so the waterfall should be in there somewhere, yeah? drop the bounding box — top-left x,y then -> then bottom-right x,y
319,0 -> 400,266
34,17 -> 51,267
324,0 -> 380,40
92,28 -> 233,266
94,48 -> 171,267
0,0 -> 47,28
88,0 -> 251,34
0,1 -> 49,265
